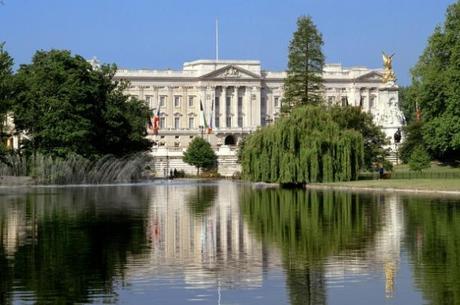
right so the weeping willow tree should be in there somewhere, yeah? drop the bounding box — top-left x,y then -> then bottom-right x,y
241,105 -> 364,184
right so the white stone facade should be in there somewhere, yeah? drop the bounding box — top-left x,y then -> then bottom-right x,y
115,59 -> 405,176
116,59 -> 404,148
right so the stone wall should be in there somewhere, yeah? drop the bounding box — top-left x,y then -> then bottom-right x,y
151,146 -> 240,177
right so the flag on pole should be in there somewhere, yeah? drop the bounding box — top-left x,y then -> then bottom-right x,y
153,105 -> 160,135
147,113 -> 154,131
207,97 -> 214,134
199,100 -> 208,129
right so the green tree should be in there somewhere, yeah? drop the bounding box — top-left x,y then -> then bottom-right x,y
241,105 -> 364,184
0,42 -> 14,163
283,16 -> 324,112
408,146 -> 431,172
329,106 -> 388,169
399,120 -> 425,163
411,1 -> 460,161
398,86 -> 417,123
183,137 -> 217,175
12,49 -> 151,158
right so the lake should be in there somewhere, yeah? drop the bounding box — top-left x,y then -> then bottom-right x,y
0,180 -> 459,305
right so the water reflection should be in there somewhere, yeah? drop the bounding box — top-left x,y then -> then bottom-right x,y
404,196 -> 460,305
137,182 -> 275,290
0,182 -> 459,305
0,187 -> 150,305
240,189 -> 384,305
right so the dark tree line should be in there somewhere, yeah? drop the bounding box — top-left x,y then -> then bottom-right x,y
0,46 -> 151,163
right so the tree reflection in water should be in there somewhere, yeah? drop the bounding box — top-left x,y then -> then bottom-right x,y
185,185 -> 218,217
404,197 -> 460,305
240,189 -> 382,305
0,187 -> 149,305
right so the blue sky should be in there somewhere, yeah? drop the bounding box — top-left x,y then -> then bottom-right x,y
0,0 -> 455,85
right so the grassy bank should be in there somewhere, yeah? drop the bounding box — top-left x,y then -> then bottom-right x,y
310,179 -> 460,193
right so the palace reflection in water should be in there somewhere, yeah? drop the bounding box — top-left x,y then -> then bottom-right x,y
0,181 -> 459,305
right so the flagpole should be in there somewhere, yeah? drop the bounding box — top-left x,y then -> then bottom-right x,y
216,19 -> 219,61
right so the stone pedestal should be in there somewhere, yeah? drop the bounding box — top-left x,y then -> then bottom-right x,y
373,83 -> 405,146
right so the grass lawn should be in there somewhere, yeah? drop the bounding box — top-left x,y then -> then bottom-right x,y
315,179 -> 460,192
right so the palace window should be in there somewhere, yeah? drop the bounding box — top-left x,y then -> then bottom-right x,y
174,96 -> 181,107
188,96 -> 194,107
174,117 -> 180,129
226,116 -> 232,127
145,95 -> 152,103
341,96 -> 348,107
160,96 -> 166,107
274,96 -> 279,107
188,117 -> 194,129
226,96 -> 231,113
160,117 -> 166,129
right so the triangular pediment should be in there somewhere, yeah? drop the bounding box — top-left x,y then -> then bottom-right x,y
355,71 -> 384,82
200,65 -> 260,80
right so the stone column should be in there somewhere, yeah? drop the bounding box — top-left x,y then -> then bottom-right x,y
240,86 -> 247,128
233,86 -> 239,128
266,89 -> 273,124
243,86 -> 250,128
253,86 -> 261,127
367,88 -> 372,112
222,86 -> 227,128
168,87 -> 173,128
210,85 -> 216,130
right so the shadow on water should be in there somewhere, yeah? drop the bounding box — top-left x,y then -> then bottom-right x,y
0,186 -> 150,305
240,188 -> 383,305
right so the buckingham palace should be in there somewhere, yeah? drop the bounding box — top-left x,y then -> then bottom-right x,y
114,58 -> 405,148
110,58 -> 405,176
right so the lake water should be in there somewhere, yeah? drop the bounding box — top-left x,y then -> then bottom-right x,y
0,180 -> 459,305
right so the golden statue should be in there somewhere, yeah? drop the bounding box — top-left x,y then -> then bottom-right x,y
382,52 -> 396,83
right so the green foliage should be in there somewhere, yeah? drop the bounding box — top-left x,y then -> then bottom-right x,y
283,16 -> 324,112
236,135 -> 246,163
410,1 -> 460,161
241,105 -> 364,184
0,42 -> 14,161
0,142 -> 9,166
408,146 -> 431,172
185,186 -> 217,217
404,197 -> 460,305
12,49 -> 151,158
399,121 -> 425,163
183,137 -> 217,174
0,42 -> 13,115
329,105 -> 388,169
398,86 -> 417,123
0,188 -> 148,305
240,188 -> 381,305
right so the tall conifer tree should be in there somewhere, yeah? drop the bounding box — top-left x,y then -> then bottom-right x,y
283,16 -> 325,112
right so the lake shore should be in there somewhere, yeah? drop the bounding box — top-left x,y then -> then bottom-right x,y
307,179 -> 460,196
